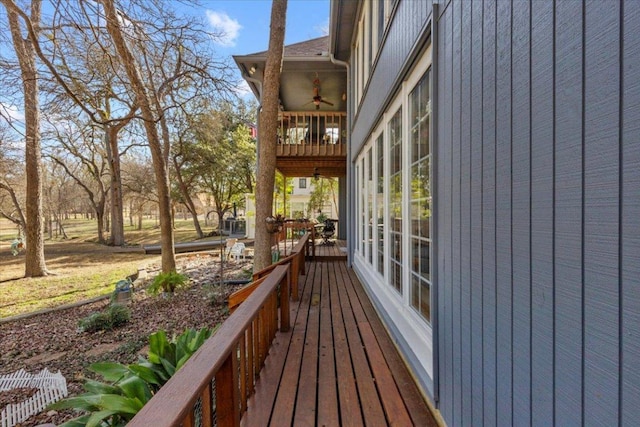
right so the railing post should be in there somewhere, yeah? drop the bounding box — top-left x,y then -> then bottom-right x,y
215,350 -> 240,427
291,251 -> 299,301
280,267 -> 290,332
300,235 -> 306,275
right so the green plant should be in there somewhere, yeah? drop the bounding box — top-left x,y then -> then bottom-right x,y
147,271 -> 188,295
50,327 -> 215,427
79,304 -> 130,333
107,304 -> 131,328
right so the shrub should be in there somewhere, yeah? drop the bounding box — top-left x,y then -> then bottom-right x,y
79,304 -> 130,333
147,271 -> 188,295
50,327 -> 216,427
107,304 -> 131,328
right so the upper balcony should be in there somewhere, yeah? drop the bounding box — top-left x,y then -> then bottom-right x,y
276,111 -> 347,178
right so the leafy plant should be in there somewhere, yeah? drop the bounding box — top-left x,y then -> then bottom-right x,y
51,327 -> 215,427
79,304 -> 130,333
147,271 -> 188,295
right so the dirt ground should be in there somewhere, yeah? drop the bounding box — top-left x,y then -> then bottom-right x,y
0,253 -> 252,426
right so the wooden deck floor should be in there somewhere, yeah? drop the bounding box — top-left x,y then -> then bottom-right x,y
241,259 -> 437,427
312,239 -> 347,260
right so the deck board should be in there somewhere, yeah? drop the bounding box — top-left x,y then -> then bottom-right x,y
241,259 -> 437,427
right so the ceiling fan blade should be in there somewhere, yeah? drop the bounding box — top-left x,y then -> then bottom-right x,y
321,99 -> 334,106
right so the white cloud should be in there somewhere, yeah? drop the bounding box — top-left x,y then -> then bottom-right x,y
314,18 -> 329,37
0,103 -> 24,122
206,10 -> 242,47
233,79 -> 254,99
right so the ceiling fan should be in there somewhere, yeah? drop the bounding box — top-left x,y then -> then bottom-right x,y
305,75 -> 334,110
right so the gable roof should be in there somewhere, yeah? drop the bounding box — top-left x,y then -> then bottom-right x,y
244,36 -> 329,58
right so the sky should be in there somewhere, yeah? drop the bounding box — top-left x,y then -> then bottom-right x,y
0,0 -> 330,123
193,0 -> 329,56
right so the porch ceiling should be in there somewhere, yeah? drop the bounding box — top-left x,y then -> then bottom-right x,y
234,37 -> 347,112
276,157 -> 346,178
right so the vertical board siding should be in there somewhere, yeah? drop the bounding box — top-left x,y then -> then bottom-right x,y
553,1 -> 584,424
438,4 -> 454,422
469,0 -> 484,422
583,1 -> 621,424
451,1 -> 462,425
529,2 -> 555,425
494,1 -> 513,424
434,0 -> 638,425
510,1 -> 531,424
481,1 -> 497,425
622,2 -> 640,425
458,0 -> 472,425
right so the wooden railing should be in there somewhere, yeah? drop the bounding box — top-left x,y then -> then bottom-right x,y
127,264 -> 291,427
277,111 -> 347,157
229,232 -> 310,313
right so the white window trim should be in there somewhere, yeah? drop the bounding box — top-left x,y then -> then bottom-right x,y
352,42 -> 434,381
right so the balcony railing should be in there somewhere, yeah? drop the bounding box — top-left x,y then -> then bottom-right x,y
127,264 -> 292,427
128,233 -> 311,427
277,111 -> 347,157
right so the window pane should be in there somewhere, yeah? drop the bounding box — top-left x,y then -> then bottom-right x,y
409,68 -> 431,322
388,108 -> 402,295
376,134 -> 384,276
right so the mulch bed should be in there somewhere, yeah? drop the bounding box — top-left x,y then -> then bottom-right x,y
0,253 -> 252,426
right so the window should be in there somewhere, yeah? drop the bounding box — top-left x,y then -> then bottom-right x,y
409,69 -> 432,321
299,178 -> 307,189
354,43 -> 433,325
367,147 -> 373,264
376,134 -> 384,275
360,157 -> 366,255
388,107 -> 403,295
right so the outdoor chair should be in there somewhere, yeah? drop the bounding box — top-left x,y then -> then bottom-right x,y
225,238 -> 238,258
320,219 -> 336,245
229,242 -> 246,260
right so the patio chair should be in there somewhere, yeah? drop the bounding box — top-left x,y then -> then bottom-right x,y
320,219 -> 336,245
225,238 -> 238,258
229,242 -> 246,260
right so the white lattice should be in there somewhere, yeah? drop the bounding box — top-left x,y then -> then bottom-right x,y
0,368 -> 68,427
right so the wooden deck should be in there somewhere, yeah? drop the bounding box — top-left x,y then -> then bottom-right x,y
241,259 -> 437,427
312,239 -> 347,260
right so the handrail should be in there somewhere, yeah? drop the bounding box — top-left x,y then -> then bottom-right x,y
253,232 -> 309,301
128,264 -> 291,427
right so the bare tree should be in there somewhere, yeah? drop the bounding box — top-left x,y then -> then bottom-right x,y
1,0 -> 48,276
44,116 -> 111,243
3,0 -> 140,247
254,0 -> 287,271
0,127 -> 26,234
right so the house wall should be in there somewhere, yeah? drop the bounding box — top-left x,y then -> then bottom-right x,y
436,1 -> 640,426
349,0 -> 433,158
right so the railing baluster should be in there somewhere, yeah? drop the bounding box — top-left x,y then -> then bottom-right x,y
280,269 -> 290,331
183,408 -> 194,427
215,348 -> 240,427
248,321 -> 255,391
240,333 -> 247,413
201,383 -> 213,427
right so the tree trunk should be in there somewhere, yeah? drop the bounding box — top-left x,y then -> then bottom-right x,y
100,0 -> 175,272
2,0 -> 48,277
105,126 -> 125,245
254,0 -> 287,271
96,199 -> 106,244
173,157 -> 204,238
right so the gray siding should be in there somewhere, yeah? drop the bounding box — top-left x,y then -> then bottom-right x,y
350,0 -> 432,158
436,0 -> 640,425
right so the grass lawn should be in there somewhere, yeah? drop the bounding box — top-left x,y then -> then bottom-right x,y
0,216 -> 226,318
